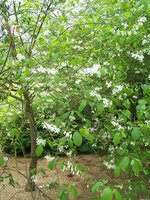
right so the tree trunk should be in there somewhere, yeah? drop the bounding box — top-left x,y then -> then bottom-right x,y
24,92 -> 37,192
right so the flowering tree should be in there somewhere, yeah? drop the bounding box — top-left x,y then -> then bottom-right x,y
0,0 -> 150,199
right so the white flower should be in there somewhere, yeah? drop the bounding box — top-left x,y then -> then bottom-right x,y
131,52 -> 144,62
80,64 -> 101,77
142,39 -> 148,45
103,160 -> 115,169
112,85 -> 123,95
69,115 -> 76,121
66,151 -> 73,157
43,122 -> 60,133
122,23 -> 128,29
44,155 -> 55,162
31,175 -> 38,183
90,90 -> 102,101
36,138 -> 46,146
138,17 -> 147,24
3,156 -> 8,162
17,54 -> 25,61
106,81 -> 112,88
130,141 -> 135,146
64,131 -> 72,139
75,79 -> 82,84
103,98 -> 112,107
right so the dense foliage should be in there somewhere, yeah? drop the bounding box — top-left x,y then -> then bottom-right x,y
0,0 -> 150,199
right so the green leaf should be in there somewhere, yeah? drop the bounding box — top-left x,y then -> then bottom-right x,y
114,167 -> 121,177
48,159 -> 55,170
131,159 -> 141,175
114,189 -> 122,200
54,75 -> 60,84
131,127 -> 140,141
92,182 -> 101,192
48,140 -> 53,148
113,133 -> 120,145
119,157 -> 130,170
78,100 -> 87,112
59,190 -> 68,200
97,103 -> 104,114
68,139 -> 73,148
70,185 -> 78,197
73,132 -> 82,147
0,156 -> 5,167
101,187 -> 113,200
36,144 -> 43,157
79,128 -> 94,143
9,129 -> 20,138
123,110 -> 131,119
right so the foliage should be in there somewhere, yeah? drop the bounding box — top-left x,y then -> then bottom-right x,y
0,0 -> 150,199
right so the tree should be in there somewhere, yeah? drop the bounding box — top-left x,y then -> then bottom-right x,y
0,0 -> 149,198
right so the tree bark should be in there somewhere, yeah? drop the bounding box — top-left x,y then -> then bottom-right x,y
24,92 -> 37,191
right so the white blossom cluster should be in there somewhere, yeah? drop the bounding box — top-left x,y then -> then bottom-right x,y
114,17 -> 147,37
33,66 -> 58,75
103,159 -> 115,169
137,16 -> 147,25
69,115 -> 76,121
106,81 -> 112,88
44,155 -> 55,162
90,89 -> 112,107
75,79 -> 82,84
90,90 -> 102,101
101,131 -> 111,140
111,117 -> 124,130
36,137 -> 46,146
31,175 -> 38,183
43,122 -> 60,133
63,161 -> 82,176
17,54 -> 25,61
112,85 -> 123,95
131,52 -> 144,62
80,64 -> 101,77
103,98 -> 112,107
142,34 -> 150,45
64,131 -> 72,139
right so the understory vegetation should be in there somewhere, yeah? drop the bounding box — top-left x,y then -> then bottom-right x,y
0,0 -> 150,199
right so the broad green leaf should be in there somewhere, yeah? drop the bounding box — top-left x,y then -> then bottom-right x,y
114,167 -> 121,177
68,139 -> 73,148
73,132 -> 82,147
70,185 -> 78,197
0,156 -> 5,167
123,110 -> 131,119
97,103 -> 104,114
48,140 -> 53,148
131,159 -> 141,175
48,159 -> 55,170
114,189 -> 122,200
78,100 -> 87,112
59,160 -> 64,170
59,190 -> 68,200
36,144 -> 43,157
119,157 -> 130,170
113,133 -> 120,145
92,182 -> 101,192
101,187 -> 113,200
131,127 -> 140,141
79,128 -> 94,143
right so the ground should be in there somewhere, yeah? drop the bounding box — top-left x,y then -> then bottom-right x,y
0,154 -> 149,200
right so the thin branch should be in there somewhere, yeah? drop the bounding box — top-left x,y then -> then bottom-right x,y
28,2 -> 52,56
13,1 -> 24,47
0,43 -> 11,74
